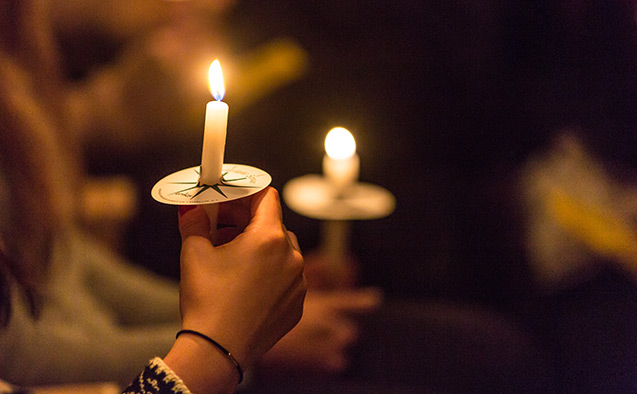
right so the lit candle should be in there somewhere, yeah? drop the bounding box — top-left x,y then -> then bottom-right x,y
200,59 -> 228,186
199,60 -> 228,243
322,127 -> 360,196
320,127 -> 359,286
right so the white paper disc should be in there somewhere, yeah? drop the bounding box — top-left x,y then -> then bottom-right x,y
152,164 -> 271,205
282,174 -> 395,220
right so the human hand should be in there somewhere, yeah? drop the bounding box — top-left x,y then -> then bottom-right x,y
164,187 -> 306,393
259,287 -> 382,374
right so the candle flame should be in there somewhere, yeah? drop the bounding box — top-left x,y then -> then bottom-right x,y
208,59 -> 225,101
325,127 -> 356,159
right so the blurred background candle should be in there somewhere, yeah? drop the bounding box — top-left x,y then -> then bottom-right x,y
199,59 -> 228,186
319,218 -> 354,288
322,127 -> 360,197
319,127 -> 360,288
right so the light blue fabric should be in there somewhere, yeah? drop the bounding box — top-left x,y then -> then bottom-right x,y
0,230 -> 180,386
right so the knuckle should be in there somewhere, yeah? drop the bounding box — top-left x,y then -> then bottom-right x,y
258,229 -> 288,251
290,252 -> 305,274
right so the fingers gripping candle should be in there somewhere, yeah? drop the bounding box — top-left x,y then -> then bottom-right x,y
200,60 -> 228,241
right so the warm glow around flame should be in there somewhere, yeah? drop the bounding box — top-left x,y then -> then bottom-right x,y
208,59 -> 225,101
325,127 -> 356,159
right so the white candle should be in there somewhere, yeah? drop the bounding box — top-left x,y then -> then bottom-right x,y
321,219 -> 351,261
199,60 -> 227,244
322,127 -> 360,196
320,127 -> 358,287
200,59 -> 228,186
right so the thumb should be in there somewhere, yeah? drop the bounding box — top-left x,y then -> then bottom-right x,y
178,205 -> 212,242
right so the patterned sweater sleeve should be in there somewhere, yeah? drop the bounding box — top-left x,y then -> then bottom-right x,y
122,357 -> 193,394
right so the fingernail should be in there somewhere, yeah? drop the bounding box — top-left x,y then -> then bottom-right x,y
178,205 -> 197,217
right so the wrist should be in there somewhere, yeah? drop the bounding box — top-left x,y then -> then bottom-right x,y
176,329 -> 244,384
164,333 -> 239,394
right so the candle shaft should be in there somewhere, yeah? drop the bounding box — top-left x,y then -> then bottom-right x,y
321,220 -> 350,262
322,153 -> 360,196
200,100 -> 229,186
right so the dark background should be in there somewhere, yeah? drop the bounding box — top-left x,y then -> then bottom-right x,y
67,1 -> 637,391
79,0 -> 636,309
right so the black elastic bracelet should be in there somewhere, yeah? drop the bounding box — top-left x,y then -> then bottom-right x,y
176,329 -> 244,384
